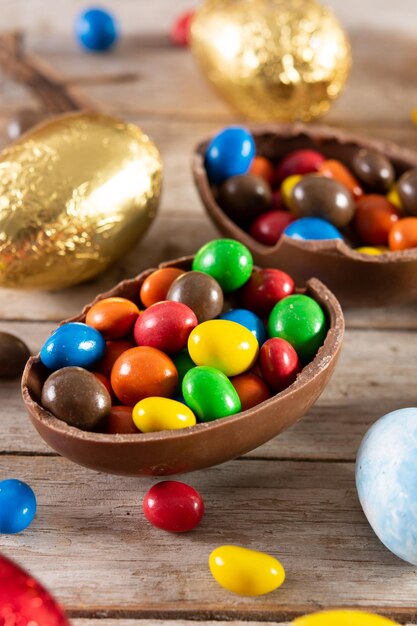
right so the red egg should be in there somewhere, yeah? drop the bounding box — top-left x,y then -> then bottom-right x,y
143,480 -> 204,532
134,301 -> 198,354
250,210 -> 295,246
354,194 -> 401,245
275,149 -> 325,185
259,337 -> 301,392
170,10 -> 195,46
240,268 -> 295,318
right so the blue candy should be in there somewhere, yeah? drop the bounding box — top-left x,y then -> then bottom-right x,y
283,217 -> 342,241
356,408 -> 417,566
0,479 -> 36,534
75,7 -> 118,52
40,322 -> 106,371
219,308 -> 267,345
205,126 -> 255,184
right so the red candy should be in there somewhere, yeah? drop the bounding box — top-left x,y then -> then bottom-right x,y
98,340 -> 135,378
170,10 -> 195,47
105,406 -> 138,434
134,301 -> 198,354
271,189 -> 286,212
259,337 -> 301,392
275,149 -> 325,185
93,372 -> 114,400
143,480 -> 204,532
250,210 -> 295,246
240,268 -> 295,318
354,195 -> 401,245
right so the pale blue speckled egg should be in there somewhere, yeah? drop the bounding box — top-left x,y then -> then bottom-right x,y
356,407 -> 417,566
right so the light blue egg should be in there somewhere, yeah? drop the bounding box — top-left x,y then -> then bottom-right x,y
205,126 -> 255,185
356,407 -> 417,566
0,479 -> 36,534
219,308 -> 267,345
40,322 -> 106,371
283,217 -> 342,241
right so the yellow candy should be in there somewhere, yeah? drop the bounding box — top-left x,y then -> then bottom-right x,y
132,397 -> 196,433
209,545 -> 285,596
293,610 -> 400,626
387,185 -> 402,209
281,174 -> 303,210
188,320 -> 258,377
355,246 -> 383,256
411,108 -> 417,126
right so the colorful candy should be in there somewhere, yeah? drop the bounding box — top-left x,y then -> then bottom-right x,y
231,372 -> 271,411
355,246 -> 383,256
192,239 -> 253,292
42,367 -> 111,430
188,320 -> 258,377
0,479 -> 36,534
275,149 -> 325,183
172,349 -> 195,390
352,149 -> 395,193
204,127 -> 255,184
170,10 -> 195,47
294,611 -> 400,626
209,545 -> 285,596
268,294 -> 327,364
167,271 -> 224,323
183,366 -> 241,421
250,155 -> 274,185
143,481 -> 204,532
140,267 -> 185,308
86,297 -> 140,339
240,268 -> 294,318
249,210 -> 294,246
134,301 -> 198,354
283,217 -> 342,241
98,339 -> 135,378
388,216 -> 417,251
0,331 -> 30,378
259,338 -> 301,391
75,7 -> 118,52
318,159 -> 363,200
218,174 -> 272,225
40,322 -> 106,371
219,309 -> 267,345
105,406 -> 137,434
397,168 -> 417,216
292,175 -> 355,227
133,397 -> 196,432
354,195 -> 400,246
280,174 -> 302,209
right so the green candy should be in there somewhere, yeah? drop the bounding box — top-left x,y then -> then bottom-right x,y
192,239 -> 253,292
172,349 -> 195,393
268,294 -> 327,364
182,365 -> 241,422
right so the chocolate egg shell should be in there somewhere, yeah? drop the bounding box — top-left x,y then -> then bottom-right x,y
193,123 -> 417,307
292,174 -> 355,228
352,149 -> 394,192
0,111 -> 162,290
218,174 -> 272,225
22,255 -> 343,476
397,168 -> 417,216
0,332 -> 30,378
167,271 -> 224,322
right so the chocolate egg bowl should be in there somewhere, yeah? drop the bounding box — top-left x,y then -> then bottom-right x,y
22,256 -> 344,477
193,123 -> 417,308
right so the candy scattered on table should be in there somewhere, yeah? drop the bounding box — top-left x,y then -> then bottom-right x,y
39,239 -> 328,433
356,407 -> 417,566
209,545 -> 285,596
293,610 -> 400,625
0,479 -> 36,534
75,7 -> 118,52
143,480 -> 204,531
0,331 -> 30,378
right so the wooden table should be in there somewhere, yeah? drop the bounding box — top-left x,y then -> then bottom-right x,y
0,1 -> 417,623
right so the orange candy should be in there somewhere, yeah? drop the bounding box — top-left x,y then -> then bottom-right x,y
86,297 -> 140,339
231,373 -> 271,411
111,346 -> 178,406
319,159 -> 363,200
354,195 -> 400,246
250,156 -> 274,185
105,406 -> 138,434
98,340 -> 135,378
389,217 -> 417,251
140,268 -> 185,308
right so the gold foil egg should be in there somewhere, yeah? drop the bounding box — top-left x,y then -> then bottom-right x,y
191,0 -> 351,122
0,112 -> 162,289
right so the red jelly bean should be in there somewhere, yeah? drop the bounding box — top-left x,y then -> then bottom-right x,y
134,301 -> 198,354
250,156 -> 274,185
259,337 -> 301,392
318,159 -> 363,200
143,481 -> 204,532
231,372 -> 271,410
250,210 -> 295,246
140,268 -> 185,308
275,149 -> 325,184
98,340 -> 135,378
85,297 -> 140,339
354,194 -> 401,246
170,10 -> 195,47
388,217 -> 417,251
105,406 -> 138,434
240,268 -> 295,318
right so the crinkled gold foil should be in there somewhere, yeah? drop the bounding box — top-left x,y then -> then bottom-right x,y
0,112 -> 162,290
191,0 -> 351,121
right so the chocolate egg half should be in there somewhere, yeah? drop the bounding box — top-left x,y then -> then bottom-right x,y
0,112 -> 162,289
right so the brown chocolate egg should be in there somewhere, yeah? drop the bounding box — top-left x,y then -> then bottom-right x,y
0,331 -> 30,378
41,366 -> 111,430
397,168 -> 417,216
218,174 -> 272,225
352,149 -> 395,192
292,175 -> 355,227
167,271 -> 224,322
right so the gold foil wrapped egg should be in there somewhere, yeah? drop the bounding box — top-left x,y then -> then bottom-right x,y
191,0 -> 351,121
0,112 -> 162,289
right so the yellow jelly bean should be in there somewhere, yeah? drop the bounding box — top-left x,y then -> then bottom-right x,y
281,174 -> 302,210
387,185 -> 402,209
132,397 -> 196,432
209,545 -> 285,596
355,246 -> 383,256
293,610 -> 400,626
188,320 -> 258,377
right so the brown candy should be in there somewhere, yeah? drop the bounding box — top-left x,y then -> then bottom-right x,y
41,366 -> 111,430
217,174 -> 272,225
352,149 -> 395,193
167,271 -> 224,323
292,175 -> 355,227
397,168 -> 417,216
0,332 -> 30,378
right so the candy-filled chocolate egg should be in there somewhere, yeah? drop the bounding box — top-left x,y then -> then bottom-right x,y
292,175 -> 355,227
0,112 -> 162,289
